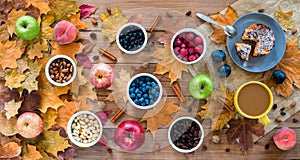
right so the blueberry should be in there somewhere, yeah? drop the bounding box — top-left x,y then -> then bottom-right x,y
149,95 -> 153,100
130,93 -> 135,99
129,87 -> 135,93
141,87 -> 147,93
150,100 -> 154,105
146,85 -> 151,90
150,89 -> 157,95
141,102 -> 146,106
134,88 -> 140,94
139,97 -> 144,103
134,99 -> 140,105
145,99 -> 150,105
151,82 -> 156,86
139,81 -> 143,86
136,93 -> 142,98
155,92 -> 160,98
211,50 -> 226,62
272,70 -> 286,84
217,64 -> 231,78
146,77 -> 151,81
142,83 -> 146,87
140,77 -> 145,81
131,82 -> 136,87
143,94 -> 149,99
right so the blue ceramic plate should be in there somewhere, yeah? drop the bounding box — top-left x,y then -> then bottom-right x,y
227,12 -> 286,73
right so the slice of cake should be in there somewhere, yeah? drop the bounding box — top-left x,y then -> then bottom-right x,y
235,42 -> 252,61
242,24 -> 275,56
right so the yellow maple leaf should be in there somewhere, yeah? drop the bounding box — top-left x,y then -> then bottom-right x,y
4,68 -> 27,90
100,12 -> 128,42
0,112 -> 17,136
106,69 -> 131,103
40,14 -> 55,40
50,41 -> 82,61
101,7 -> 122,21
25,0 -> 51,15
37,130 -> 70,157
41,108 -> 57,131
39,88 -> 65,113
48,0 -> 79,21
22,144 -> 42,160
4,100 -> 22,119
263,38 -> 300,97
21,59 -> 42,93
209,6 -> 238,44
151,45 -> 188,84
68,13 -> 88,30
55,100 -> 77,131
0,142 -> 21,159
0,41 -> 23,69
141,102 -> 180,137
274,7 -> 295,31
7,8 -> 26,36
27,43 -> 46,59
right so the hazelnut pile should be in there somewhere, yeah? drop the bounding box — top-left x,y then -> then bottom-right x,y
71,114 -> 101,144
49,58 -> 73,83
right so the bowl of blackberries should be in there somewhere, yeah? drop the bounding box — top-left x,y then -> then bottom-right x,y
116,22 -> 148,54
45,55 -> 77,86
168,116 -> 204,153
126,73 -> 162,110
171,28 -> 206,64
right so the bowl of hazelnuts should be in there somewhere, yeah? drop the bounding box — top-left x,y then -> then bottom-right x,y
45,55 -> 77,86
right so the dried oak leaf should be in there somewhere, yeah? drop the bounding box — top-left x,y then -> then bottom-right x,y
37,130 -> 70,157
0,41 -> 23,69
263,38 -> 300,97
50,41 -> 82,62
128,14 -> 143,24
68,13 -> 88,30
19,91 -> 41,113
0,142 -> 21,159
25,4 -> 40,20
22,144 -> 42,160
209,6 -> 238,44
41,108 -> 58,131
106,69 -> 131,103
4,68 -> 27,90
48,0 -> 79,21
151,45 -> 188,84
226,118 -> 264,152
7,8 -> 26,36
0,1 -> 12,24
0,112 -> 17,136
55,100 -> 77,131
4,99 -> 22,119
141,102 -> 180,137
25,0 -> 51,15
198,82 -> 235,131
100,10 -> 128,42
21,59 -> 42,93
79,4 -> 98,19
27,42 -> 46,60
274,7 -> 295,32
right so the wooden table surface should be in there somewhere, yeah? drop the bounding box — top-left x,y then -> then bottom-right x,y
75,0 -> 300,159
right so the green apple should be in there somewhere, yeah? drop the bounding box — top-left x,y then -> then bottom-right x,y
189,74 -> 213,99
15,15 -> 40,40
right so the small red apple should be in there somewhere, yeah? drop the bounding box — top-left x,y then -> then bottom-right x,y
114,120 -> 145,151
89,63 -> 114,89
16,112 -> 43,139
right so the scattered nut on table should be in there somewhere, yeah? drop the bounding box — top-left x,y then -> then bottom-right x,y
71,114 -> 101,143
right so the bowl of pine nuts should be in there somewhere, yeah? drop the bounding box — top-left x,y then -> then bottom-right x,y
45,55 -> 77,86
67,111 -> 103,148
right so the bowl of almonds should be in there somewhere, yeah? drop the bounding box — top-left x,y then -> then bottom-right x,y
67,111 -> 103,148
45,55 -> 77,86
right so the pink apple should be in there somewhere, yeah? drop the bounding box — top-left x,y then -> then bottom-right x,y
114,120 -> 145,151
89,63 -> 114,89
16,112 -> 43,138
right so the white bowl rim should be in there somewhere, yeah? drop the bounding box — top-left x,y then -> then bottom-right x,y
167,116 -> 204,153
116,22 -> 148,54
67,111 -> 103,148
45,55 -> 77,86
170,28 -> 207,65
126,73 -> 163,110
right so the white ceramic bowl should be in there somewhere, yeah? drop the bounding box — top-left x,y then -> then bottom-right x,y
45,55 -> 77,86
126,73 -> 163,110
170,28 -> 207,64
116,22 -> 148,54
168,116 -> 204,153
67,111 -> 103,148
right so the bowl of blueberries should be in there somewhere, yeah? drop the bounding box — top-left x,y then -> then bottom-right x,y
116,22 -> 148,54
126,73 -> 163,110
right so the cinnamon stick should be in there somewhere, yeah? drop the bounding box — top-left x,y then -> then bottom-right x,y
110,106 -> 126,122
216,97 -> 234,112
149,15 -> 161,34
98,48 -> 117,61
172,81 -> 185,102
